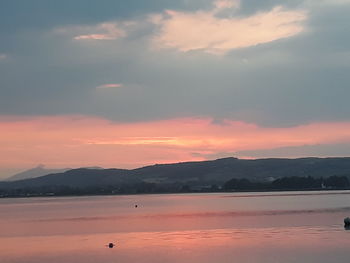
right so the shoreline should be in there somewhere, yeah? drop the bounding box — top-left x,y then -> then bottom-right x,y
1,188 -> 350,200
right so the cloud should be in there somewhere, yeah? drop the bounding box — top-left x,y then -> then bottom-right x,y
56,22 -> 126,41
213,0 -> 240,10
1,115 -> 350,174
1,0 -> 350,130
74,23 -> 125,40
307,0 -> 350,5
96,83 -> 123,89
152,3 -> 307,54
0,54 -> 7,60
234,142 -> 350,159
74,34 -> 115,40
85,136 -> 186,146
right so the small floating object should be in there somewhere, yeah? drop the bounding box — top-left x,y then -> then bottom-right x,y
344,217 -> 350,229
108,242 -> 115,248
135,204 -> 138,208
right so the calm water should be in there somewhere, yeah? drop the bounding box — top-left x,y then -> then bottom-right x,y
1,191 -> 350,263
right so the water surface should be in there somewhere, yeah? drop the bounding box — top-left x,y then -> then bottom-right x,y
1,191 -> 350,262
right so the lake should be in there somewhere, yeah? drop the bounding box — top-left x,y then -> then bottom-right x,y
1,191 -> 350,263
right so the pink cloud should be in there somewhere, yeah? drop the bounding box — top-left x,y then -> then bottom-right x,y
1,115 -> 350,172
213,0 -> 240,10
96,83 -> 123,89
74,34 -> 117,40
60,23 -> 126,41
152,5 -> 306,54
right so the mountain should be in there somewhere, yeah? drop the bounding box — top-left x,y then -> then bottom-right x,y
2,157 -> 350,195
4,165 -> 70,181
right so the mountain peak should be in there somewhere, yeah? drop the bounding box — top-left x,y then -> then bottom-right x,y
5,166 -> 70,181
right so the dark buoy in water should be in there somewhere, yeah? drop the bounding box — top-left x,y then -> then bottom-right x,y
344,217 -> 350,230
135,204 -> 138,208
108,243 -> 115,248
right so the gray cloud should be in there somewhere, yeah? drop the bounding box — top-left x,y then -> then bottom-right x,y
194,141 -> 350,160
235,143 -> 350,159
0,0 -> 350,127
0,0 -> 192,32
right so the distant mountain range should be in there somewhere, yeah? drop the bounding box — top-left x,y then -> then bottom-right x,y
1,157 -> 350,196
4,165 -> 70,181
4,165 -> 104,181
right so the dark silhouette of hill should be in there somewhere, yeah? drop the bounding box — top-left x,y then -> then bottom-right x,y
4,165 -> 70,181
1,168 -> 130,188
2,157 -> 350,196
129,157 -> 350,184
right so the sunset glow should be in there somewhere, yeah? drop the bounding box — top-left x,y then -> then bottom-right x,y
2,1 -> 350,262
1,0 -> 350,178
1,115 -> 350,173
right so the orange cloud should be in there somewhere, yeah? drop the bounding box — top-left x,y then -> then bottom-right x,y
152,5 -> 306,54
1,115 -> 350,173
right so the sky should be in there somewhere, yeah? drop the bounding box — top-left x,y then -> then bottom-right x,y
1,0 -> 350,177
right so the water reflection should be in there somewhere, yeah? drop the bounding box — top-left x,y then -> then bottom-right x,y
1,191 -> 350,263
1,226 -> 349,263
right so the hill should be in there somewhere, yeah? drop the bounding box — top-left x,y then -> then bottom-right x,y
4,165 -> 70,181
1,157 -> 350,196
